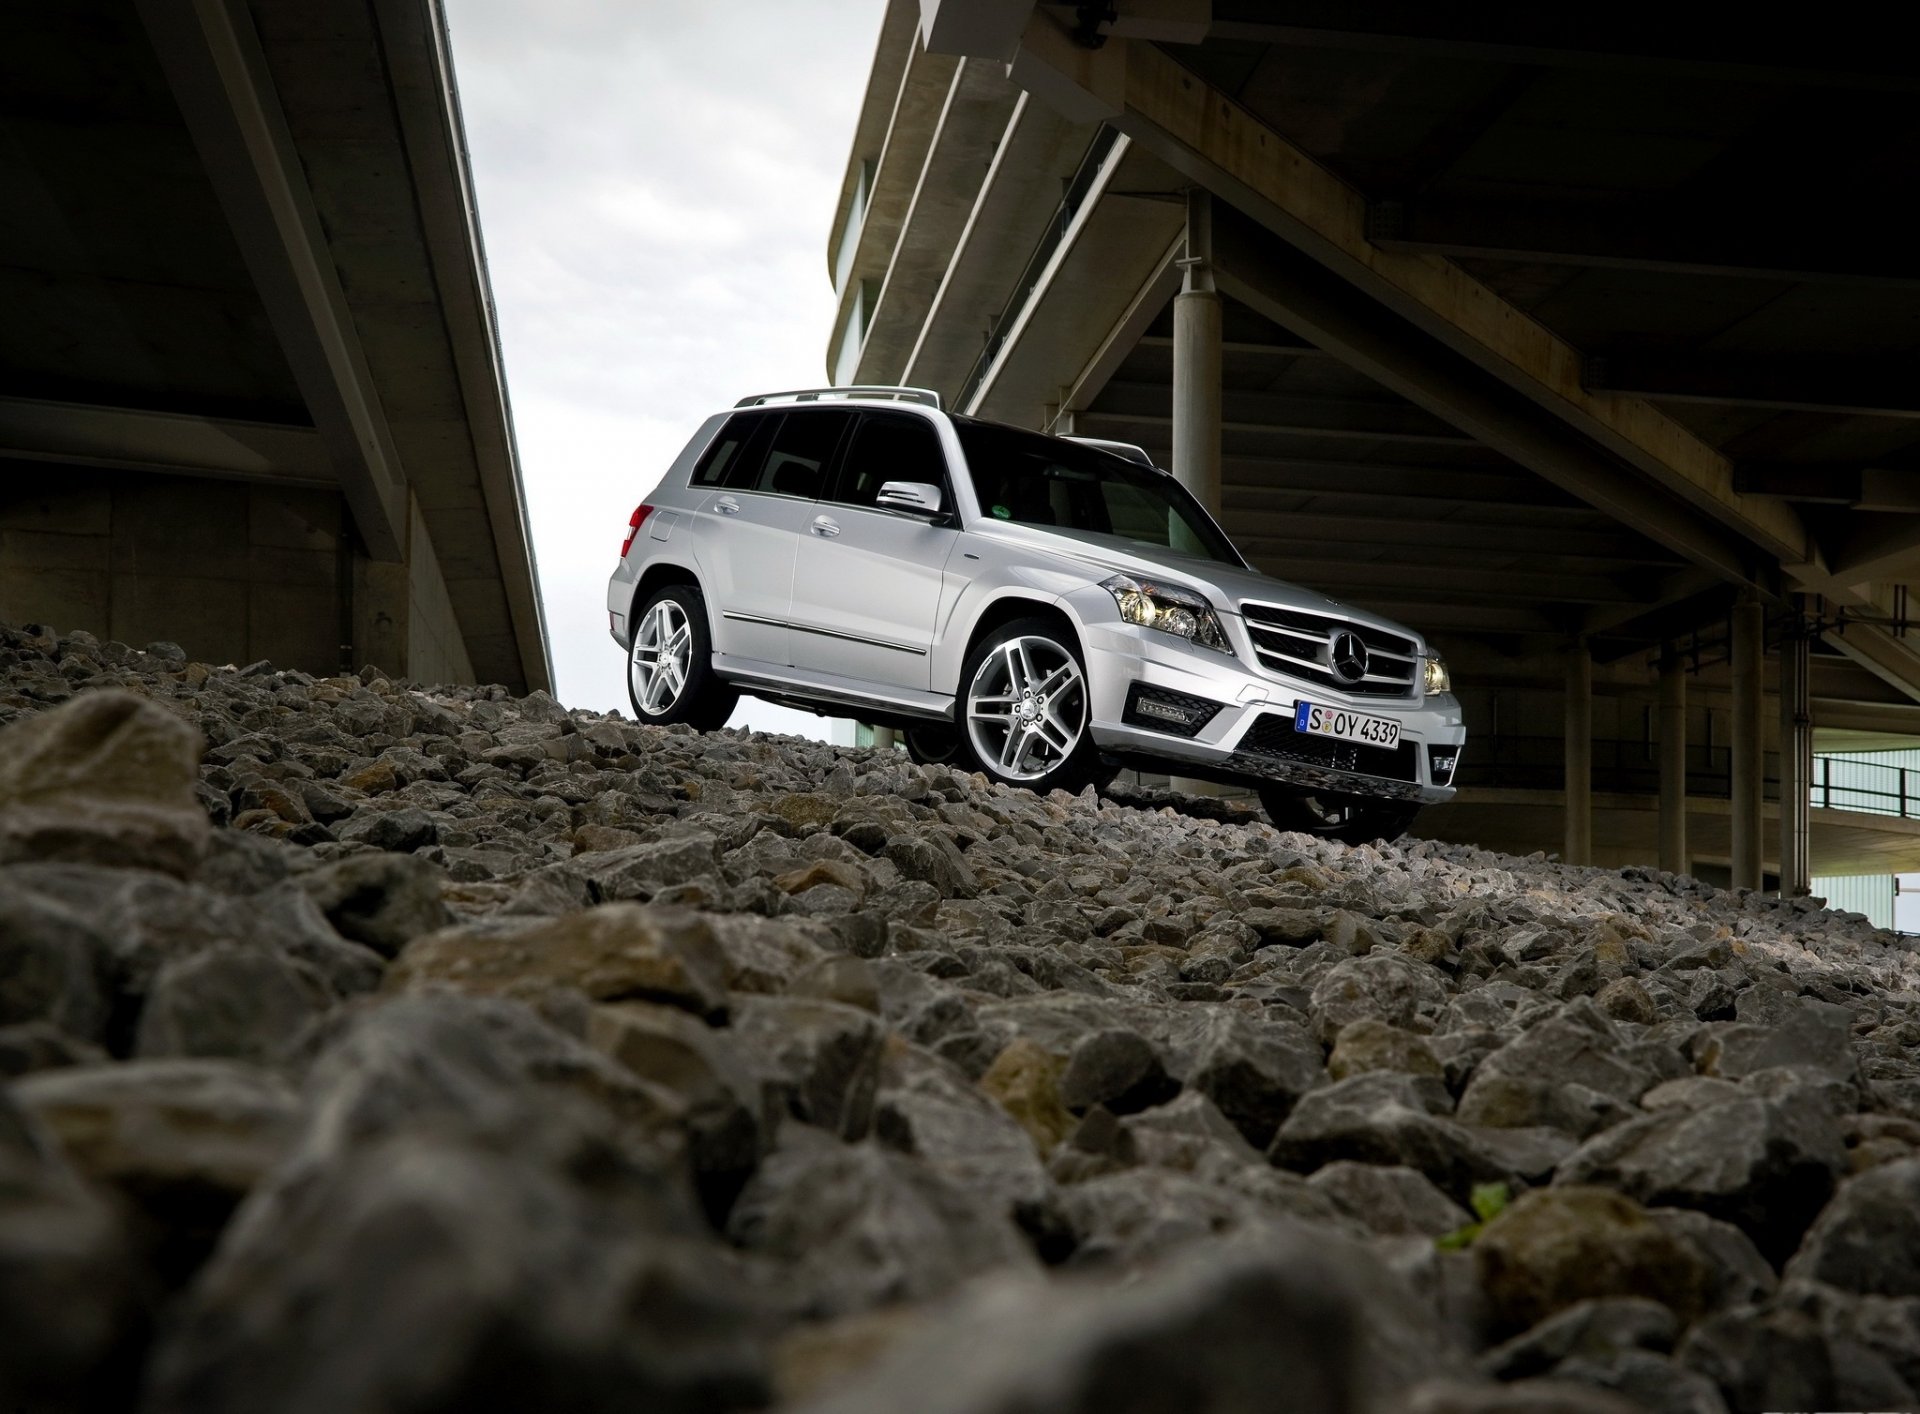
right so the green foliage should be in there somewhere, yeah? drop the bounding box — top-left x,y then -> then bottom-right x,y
1435,1182 -> 1512,1252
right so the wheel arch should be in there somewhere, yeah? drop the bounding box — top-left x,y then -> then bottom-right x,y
629,561 -> 714,639
951,594 -> 1084,692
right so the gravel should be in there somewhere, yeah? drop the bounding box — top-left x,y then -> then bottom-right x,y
6,619 -> 1920,1413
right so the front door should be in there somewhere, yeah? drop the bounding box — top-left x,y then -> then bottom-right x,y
693,408 -> 852,667
790,409 -> 958,691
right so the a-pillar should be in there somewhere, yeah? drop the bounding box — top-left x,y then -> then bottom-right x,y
1778,603 -> 1811,897
1730,592 -> 1765,892
1171,188 -> 1222,797
1564,639 -> 1592,866
1657,645 -> 1687,875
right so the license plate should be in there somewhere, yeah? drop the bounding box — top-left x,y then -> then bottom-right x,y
1294,700 -> 1401,750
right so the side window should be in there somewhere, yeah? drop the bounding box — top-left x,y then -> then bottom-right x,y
753,409 -> 853,499
691,411 -> 779,489
830,411 -> 949,508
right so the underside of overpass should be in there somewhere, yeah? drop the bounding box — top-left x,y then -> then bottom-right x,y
0,0 -> 549,691
830,1 -> 1920,890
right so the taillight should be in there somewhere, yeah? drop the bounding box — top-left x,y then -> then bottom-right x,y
620,504 -> 655,558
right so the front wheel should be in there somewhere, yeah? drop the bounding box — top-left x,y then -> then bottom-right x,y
1258,787 -> 1419,845
955,618 -> 1103,794
626,584 -> 738,731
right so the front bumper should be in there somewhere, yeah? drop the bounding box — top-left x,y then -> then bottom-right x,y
1076,616 -> 1466,805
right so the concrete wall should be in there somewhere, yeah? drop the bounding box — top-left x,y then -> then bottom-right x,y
0,464 -> 346,671
0,464 -> 472,683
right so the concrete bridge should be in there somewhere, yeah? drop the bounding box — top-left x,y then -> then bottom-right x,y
828,0 -> 1920,890
0,0 -> 549,692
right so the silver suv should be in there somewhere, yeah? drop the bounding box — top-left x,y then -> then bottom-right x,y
606,387 -> 1465,842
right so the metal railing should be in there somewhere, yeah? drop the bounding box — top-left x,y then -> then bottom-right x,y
1456,737 -> 1920,822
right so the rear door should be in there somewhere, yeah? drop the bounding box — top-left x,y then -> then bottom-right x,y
790,409 -> 960,691
690,408 -> 852,666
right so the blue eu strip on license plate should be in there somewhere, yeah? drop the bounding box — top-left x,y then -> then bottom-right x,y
1294,701 -> 1312,732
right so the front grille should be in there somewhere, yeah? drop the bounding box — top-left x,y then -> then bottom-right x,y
1239,602 -> 1419,699
1240,713 -> 1420,783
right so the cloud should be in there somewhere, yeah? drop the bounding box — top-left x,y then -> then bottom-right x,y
443,0 -> 887,736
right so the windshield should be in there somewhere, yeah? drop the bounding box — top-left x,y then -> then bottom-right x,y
951,419 -> 1245,567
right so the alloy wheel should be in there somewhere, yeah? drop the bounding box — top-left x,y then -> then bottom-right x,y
629,598 -> 692,715
965,635 -> 1088,781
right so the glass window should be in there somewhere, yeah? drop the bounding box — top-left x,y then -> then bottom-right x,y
691,411 -> 779,489
831,411 -> 949,508
952,418 -> 1244,566
754,409 -> 853,498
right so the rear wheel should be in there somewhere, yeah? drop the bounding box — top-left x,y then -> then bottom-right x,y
1258,787 -> 1419,844
903,724 -> 964,767
627,583 -> 737,731
954,618 -> 1103,794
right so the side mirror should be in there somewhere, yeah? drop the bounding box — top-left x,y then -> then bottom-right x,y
876,481 -> 943,515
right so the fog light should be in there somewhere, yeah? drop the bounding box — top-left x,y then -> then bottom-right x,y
1427,745 -> 1460,786
1123,683 -> 1224,739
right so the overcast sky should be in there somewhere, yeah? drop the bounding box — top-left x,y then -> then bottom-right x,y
443,0 -> 889,736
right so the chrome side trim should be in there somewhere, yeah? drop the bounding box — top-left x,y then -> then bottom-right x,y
721,612 -> 927,657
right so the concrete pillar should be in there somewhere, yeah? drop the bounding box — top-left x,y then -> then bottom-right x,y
1730,593 -> 1765,891
1779,607 -> 1811,897
1171,189 -> 1223,798
1564,640 -> 1592,866
871,725 -> 898,752
1658,646 -> 1688,875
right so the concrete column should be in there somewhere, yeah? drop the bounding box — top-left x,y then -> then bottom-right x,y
1730,593 -> 1765,891
1171,189 -> 1223,798
871,725 -> 898,752
1564,640 -> 1592,866
1779,607 -> 1811,897
1658,646 -> 1687,875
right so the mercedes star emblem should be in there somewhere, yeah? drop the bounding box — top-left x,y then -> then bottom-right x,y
1329,630 -> 1369,685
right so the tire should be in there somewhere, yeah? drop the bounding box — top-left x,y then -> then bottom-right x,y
954,617 -> 1103,793
903,724 -> 964,767
1258,786 -> 1419,845
626,583 -> 738,731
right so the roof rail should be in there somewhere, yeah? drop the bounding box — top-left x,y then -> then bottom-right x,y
1063,435 -> 1161,470
734,385 -> 942,410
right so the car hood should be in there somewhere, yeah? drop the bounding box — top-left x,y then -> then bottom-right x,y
966,521 -> 1428,645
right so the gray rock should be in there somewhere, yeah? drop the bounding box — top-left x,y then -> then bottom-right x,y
1679,1280 -> 1919,1414
336,805 -> 440,854
296,851 -> 452,956
1058,1028 -> 1179,1115
0,689 -> 209,876
730,995 -> 886,1141
134,945 -> 330,1062
791,1235 -> 1359,1414
1555,1090 -> 1848,1261
1647,1207 -> 1778,1311
727,1128 -> 1032,1318
0,1020 -> 107,1078
1310,952 -> 1450,1043
1307,1161 -> 1473,1238
1270,1073 -> 1512,1202
1164,1007 -> 1325,1147
1784,1154 -> 1920,1296
1694,1000 -> 1860,1087
0,880 -> 115,1043
1457,999 -> 1682,1136
1480,1296 -> 1677,1379
0,1087 -> 144,1413
12,1058 -> 296,1285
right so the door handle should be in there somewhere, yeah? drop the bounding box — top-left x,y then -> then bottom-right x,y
811,516 -> 840,538
714,496 -> 741,515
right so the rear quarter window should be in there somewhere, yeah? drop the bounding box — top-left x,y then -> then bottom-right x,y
691,411 -> 779,489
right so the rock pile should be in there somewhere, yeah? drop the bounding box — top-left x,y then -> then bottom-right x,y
5,619 -> 1920,1413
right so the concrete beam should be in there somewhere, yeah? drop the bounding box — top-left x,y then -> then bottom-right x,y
1093,381 -> 1476,443
1586,354 -> 1920,419
1367,198 -> 1920,287
369,0 -> 553,693
136,0 -> 407,561
1229,513 -> 1679,567
1730,594 -> 1766,891
918,0 -> 1034,59
1253,556 -> 1643,606
1220,469 -> 1597,515
1193,207 -> 1775,588
1821,618 -> 1920,707
1199,12 -> 1920,90
1048,236 -> 1180,432
0,397 -> 332,486
1565,641 -> 1592,866
1006,20 -> 1814,570
1659,648 -> 1687,874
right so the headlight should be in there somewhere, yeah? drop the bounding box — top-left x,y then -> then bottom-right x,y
1423,655 -> 1451,695
1102,574 -> 1233,655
